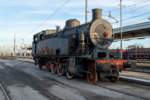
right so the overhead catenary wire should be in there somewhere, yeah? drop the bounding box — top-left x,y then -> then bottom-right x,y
108,0 -> 150,22
30,0 -> 150,33
123,11 -> 150,21
29,0 -> 71,34
103,1 -> 149,26
112,10 -> 150,24
27,0 -> 150,36
109,0 -> 150,25
110,3 -> 150,17
123,2 -> 150,14
19,0 -> 72,49
109,0 -> 150,12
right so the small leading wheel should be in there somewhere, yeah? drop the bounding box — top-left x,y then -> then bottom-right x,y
108,76 -> 119,82
108,68 -> 119,82
46,62 -> 51,72
57,64 -> 65,76
51,64 -> 57,74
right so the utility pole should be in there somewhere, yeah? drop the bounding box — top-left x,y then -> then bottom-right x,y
13,33 -> 16,56
120,0 -> 123,59
85,0 -> 88,23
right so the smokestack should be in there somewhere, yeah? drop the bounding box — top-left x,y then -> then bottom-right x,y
92,8 -> 102,21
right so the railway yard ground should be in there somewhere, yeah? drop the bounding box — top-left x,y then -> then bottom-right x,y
0,58 -> 150,100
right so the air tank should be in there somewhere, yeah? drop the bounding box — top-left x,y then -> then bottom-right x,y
65,19 -> 80,29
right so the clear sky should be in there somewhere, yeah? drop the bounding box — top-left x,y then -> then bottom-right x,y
0,0 -> 150,52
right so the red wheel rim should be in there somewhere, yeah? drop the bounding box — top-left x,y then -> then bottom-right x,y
87,62 -> 97,84
46,62 -> 50,71
87,72 -> 97,84
57,64 -> 64,76
48,63 -> 51,72
51,64 -> 57,74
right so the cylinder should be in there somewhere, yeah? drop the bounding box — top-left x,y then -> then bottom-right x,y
92,8 -> 102,21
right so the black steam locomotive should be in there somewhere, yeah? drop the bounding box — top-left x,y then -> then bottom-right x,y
32,8 -> 127,83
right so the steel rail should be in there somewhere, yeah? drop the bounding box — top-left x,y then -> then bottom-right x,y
0,82 -> 11,100
97,82 -> 149,100
120,76 -> 150,86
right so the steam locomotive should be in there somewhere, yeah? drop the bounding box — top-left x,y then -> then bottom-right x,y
32,8 -> 129,83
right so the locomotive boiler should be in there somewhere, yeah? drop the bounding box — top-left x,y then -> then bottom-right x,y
32,8 -> 126,83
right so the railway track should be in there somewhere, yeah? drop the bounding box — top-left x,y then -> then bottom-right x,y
126,69 -> 150,74
96,84 -> 149,100
45,74 -> 150,100
1,59 -> 150,100
40,73 -> 150,100
18,58 -> 150,86
120,76 -> 150,86
0,82 -> 11,100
